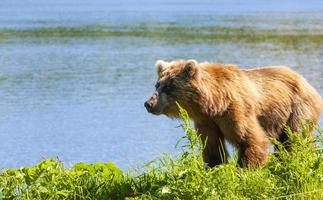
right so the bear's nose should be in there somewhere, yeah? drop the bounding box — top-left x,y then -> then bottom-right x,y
144,101 -> 153,111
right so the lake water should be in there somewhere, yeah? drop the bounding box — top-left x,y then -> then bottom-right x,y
0,0 -> 322,170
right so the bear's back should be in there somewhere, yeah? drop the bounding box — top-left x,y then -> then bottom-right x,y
243,66 -> 318,98
243,66 -> 322,135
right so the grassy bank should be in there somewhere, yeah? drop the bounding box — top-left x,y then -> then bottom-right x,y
1,25 -> 323,46
1,107 -> 322,199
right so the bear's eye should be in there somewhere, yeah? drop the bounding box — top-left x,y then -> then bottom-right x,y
163,85 -> 173,93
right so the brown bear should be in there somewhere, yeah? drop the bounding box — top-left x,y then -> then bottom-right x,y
144,59 -> 323,168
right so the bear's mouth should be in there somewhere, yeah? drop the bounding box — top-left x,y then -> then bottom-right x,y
146,107 -> 163,115
151,111 -> 162,115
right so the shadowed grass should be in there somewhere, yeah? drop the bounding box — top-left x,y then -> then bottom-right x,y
0,106 -> 322,199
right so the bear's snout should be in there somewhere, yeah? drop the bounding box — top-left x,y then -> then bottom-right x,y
144,100 -> 153,111
144,92 -> 158,113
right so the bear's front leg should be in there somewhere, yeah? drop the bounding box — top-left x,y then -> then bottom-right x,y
236,119 -> 270,167
195,123 -> 228,167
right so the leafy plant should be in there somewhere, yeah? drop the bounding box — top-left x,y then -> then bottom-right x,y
0,106 -> 322,199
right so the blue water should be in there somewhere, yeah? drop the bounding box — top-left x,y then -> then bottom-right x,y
0,0 -> 322,170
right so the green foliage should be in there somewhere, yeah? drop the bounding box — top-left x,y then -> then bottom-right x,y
1,25 -> 323,46
1,106 -> 322,199
0,160 -> 122,199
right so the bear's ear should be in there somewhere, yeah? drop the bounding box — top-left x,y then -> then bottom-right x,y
183,59 -> 199,78
155,60 -> 168,76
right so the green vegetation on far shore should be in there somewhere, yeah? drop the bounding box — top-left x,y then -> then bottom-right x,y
1,107 -> 322,199
1,25 -> 323,46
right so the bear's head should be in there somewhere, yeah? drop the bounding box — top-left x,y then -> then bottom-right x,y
144,59 -> 200,118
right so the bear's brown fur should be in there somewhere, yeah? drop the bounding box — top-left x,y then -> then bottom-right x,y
144,60 -> 322,167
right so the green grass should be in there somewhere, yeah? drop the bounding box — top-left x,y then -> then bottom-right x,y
1,25 -> 323,46
1,106 -> 322,199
